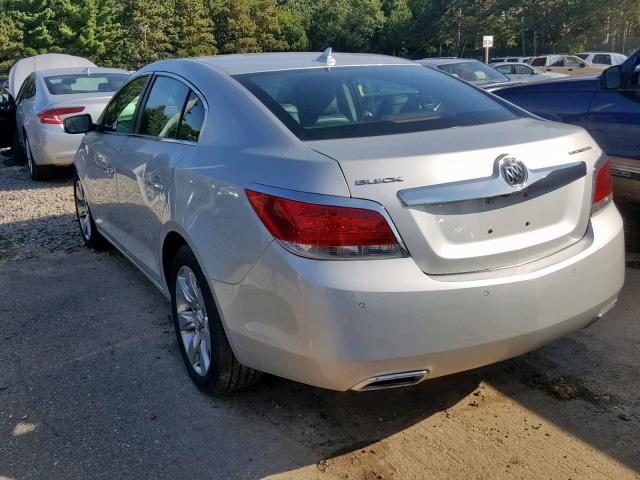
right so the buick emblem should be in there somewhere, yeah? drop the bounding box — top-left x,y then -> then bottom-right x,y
499,156 -> 528,187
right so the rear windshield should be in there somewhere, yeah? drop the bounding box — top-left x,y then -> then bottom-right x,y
234,66 -> 519,141
44,73 -> 129,95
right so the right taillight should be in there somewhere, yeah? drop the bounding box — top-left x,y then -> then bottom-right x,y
246,189 -> 407,260
592,159 -> 613,215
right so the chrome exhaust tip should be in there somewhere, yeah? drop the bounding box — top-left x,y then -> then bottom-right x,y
351,370 -> 429,392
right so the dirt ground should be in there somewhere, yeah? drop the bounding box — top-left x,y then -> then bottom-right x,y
0,158 -> 638,480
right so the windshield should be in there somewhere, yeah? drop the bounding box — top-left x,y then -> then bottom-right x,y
435,62 -> 510,85
44,73 -> 129,95
234,66 -> 518,141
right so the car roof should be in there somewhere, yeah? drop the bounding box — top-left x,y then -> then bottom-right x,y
38,67 -> 129,77
492,62 -> 530,67
416,58 -> 480,66
190,52 -> 417,75
577,51 -> 623,55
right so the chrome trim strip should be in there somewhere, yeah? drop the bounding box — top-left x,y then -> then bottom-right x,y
351,370 -> 429,391
245,182 -> 410,258
398,160 -> 586,207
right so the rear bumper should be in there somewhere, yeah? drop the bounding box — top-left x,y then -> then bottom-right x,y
29,124 -> 82,166
213,203 -> 625,391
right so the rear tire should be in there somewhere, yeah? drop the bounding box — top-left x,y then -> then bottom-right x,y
25,133 -> 51,181
170,246 -> 261,394
74,173 -> 107,249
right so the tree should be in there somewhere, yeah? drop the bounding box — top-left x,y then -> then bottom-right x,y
172,0 -> 217,58
378,0 -> 413,55
0,10 -> 24,69
277,7 -> 309,51
308,0 -> 386,51
121,0 -> 174,69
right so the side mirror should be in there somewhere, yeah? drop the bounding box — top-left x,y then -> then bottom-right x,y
600,66 -> 623,90
64,114 -> 94,134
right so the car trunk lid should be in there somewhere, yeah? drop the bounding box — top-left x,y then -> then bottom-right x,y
307,118 -> 595,275
48,93 -> 113,122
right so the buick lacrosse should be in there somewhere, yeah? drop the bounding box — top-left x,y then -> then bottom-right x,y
66,50 -> 624,394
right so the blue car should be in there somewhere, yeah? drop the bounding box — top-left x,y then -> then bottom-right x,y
495,48 -> 640,204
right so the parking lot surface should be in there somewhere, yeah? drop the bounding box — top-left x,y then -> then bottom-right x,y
0,159 -> 639,480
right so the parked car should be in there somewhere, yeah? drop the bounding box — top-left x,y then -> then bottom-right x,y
66,51 -> 623,394
417,58 -> 515,90
492,62 -> 568,82
490,56 -> 530,64
495,47 -> 640,204
576,52 -> 627,66
527,54 -> 606,76
11,66 -> 129,179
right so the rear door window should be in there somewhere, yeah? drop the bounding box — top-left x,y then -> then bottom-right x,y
531,57 -> 547,67
138,76 -> 190,138
17,75 -> 36,101
177,92 -> 205,142
495,65 -> 513,74
514,65 -> 532,74
565,57 -> 583,68
592,54 -> 612,65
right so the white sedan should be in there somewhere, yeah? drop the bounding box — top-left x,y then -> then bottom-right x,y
492,62 -> 568,82
13,64 -> 129,180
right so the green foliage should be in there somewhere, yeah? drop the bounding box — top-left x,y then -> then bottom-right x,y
0,0 -> 639,71
172,0 -> 217,58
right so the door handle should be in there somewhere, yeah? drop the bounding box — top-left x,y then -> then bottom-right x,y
145,178 -> 165,192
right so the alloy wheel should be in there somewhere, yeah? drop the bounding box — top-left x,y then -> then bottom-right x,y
175,266 -> 212,376
25,136 -> 33,176
74,178 -> 92,240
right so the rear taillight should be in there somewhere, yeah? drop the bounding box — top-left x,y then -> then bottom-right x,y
592,159 -> 613,215
246,189 -> 406,259
38,107 -> 85,125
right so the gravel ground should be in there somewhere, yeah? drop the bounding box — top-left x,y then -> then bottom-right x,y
0,161 -> 79,260
0,156 -> 639,480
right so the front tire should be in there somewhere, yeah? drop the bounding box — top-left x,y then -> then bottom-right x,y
170,246 -> 261,394
74,173 -> 106,249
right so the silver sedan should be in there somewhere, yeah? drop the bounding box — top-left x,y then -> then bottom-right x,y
67,51 -> 624,394
14,67 -> 129,180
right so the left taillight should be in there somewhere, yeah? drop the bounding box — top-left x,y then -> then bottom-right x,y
245,189 -> 407,260
38,107 -> 85,125
592,159 -> 613,215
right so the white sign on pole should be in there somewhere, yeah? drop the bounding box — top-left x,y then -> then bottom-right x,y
483,36 -> 494,48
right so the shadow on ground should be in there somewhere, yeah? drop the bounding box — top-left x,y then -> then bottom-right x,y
0,195 -> 638,478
